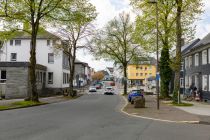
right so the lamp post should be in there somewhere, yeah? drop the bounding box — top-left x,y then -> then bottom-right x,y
148,0 -> 159,110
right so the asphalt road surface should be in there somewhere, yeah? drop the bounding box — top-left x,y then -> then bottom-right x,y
0,90 -> 210,140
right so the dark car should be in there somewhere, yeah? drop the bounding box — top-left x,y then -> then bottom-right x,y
128,90 -> 144,104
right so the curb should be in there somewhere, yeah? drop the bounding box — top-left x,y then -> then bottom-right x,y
120,96 -> 200,124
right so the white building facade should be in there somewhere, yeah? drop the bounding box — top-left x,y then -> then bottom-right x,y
0,31 -> 71,98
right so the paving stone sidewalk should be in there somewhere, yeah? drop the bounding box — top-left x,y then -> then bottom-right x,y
123,95 -> 201,122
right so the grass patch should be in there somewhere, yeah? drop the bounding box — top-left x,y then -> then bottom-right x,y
0,101 -> 46,111
122,93 -> 128,97
63,94 -> 83,99
171,102 -> 194,107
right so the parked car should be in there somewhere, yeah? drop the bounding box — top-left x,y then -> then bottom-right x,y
95,84 -> 102,89
110,81 -> 115,86
104,86 -> 115,95
89,86 -> 97,92
128,90 -> 144,104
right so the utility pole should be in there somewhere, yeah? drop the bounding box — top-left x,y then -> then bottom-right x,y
148,0 -> 159,110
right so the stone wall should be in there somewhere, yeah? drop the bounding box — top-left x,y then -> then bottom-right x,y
4,67 -> 29,99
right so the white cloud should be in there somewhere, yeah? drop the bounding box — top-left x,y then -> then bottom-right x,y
77,0 -> 135,71
195,0 -> 210,38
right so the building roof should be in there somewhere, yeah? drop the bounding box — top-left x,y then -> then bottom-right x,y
192,33 -> 210,50
13,30 -> 60,39
100,70 -> 109,76
107,67 -> 114,73
0,30 -> 60,40
128,57 -> 156,65
181,39 -> 200,55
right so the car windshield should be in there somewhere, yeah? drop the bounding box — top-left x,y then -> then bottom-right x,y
106,87 -> 112,90
131,90 -> 141,94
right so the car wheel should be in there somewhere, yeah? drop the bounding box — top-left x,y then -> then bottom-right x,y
131,100 -> 134,104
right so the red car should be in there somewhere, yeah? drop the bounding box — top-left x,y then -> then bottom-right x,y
110,82 -> 115,86
95,84 -> 102,89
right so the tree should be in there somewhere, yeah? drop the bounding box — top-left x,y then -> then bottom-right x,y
0,0 -> 71,102
159,47 -> 172,98
90,13 -> 143,95
92,72 -> 104,81
53,0 -> 97,97
131,0 -> 203,98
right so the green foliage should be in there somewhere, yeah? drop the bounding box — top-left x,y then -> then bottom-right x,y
159,46 -> 172,98
91,13 -> 142,65
131,0 -> 203,52
171,102 -> 193,107
91,13 -> 144,95
0,101 -> 45,111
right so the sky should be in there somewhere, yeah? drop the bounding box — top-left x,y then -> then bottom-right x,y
77,0 -> 210,71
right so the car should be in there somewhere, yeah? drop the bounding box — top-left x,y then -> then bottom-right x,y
128,90 -> 144,104
104,86 -> 115,95
95,84 -> 102,89
89,86 -> 97,92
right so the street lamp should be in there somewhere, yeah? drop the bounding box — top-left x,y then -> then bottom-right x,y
148,0 -> 160,110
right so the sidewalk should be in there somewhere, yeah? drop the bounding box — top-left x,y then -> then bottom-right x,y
122,95 -> 203,123
0,90 -> 87,106
175,101 -> 210,116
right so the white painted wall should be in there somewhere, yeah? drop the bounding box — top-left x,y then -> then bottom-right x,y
0,39 -> 68,89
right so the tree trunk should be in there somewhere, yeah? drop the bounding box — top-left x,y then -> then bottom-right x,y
123,64 -> 127,95
173,0 -> 182,103
68,45 -> 76,97
29,23 -> 39,102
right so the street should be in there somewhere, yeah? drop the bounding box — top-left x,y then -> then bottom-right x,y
0,90 -> 210,140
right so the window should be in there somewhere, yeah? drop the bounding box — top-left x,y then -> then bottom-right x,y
48,53 -> 54,63
208,49 -> 210,64
48,72 -> 53,84
136,66 -> 139,70
189,56 -> 192,67
202,75 -> 207,91
0,70 -> 6,83
40,72 -> 42,83
10,40 -> 13,46
10,53 -> 17,61
140,73 -> 143,76
136,73 -> 139,76
63,73 -> 65,84
189,76 -> 192,87
149,73 -> 152,76
209,75 -> 210,91
202,50 -> 207,65
185,57 -> 188,69
181,62 -> 184,71
140,67 -> 143,70
67,74 -> 69,84
145,73 -> 147,76
185,76 -> 189,88
195,75 -> 199,88
180,78 -> 184,88
47,40 -> 51,46
15,40 -> 21,46
195,53 -> 199,66
145,67 -> 147,70
148,66 -> 152,70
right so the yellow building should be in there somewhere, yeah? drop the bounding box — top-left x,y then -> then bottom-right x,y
127,58 -> 156,86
